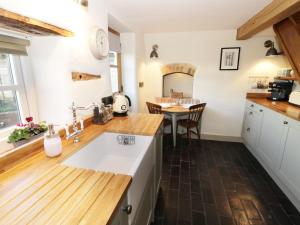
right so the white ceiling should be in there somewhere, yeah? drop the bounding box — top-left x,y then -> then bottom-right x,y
107,0 -> 272,33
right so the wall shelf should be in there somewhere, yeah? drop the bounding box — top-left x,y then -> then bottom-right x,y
72,72 -> 101,81
274,76 -> 298,81
0,8 -> 74,37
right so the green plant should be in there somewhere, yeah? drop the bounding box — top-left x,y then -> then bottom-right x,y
8,128 -> 31,143
8,119 -> 48,143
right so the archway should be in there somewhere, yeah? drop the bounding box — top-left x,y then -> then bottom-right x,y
161,63 -> 196,97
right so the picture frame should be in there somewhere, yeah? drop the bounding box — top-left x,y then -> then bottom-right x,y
219,47 -> 241,71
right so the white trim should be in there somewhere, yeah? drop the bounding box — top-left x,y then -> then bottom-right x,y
179,131 -> 243,142
0,85 -> 19,91
12,55 -> 30,119
0,54 -> 30,139
201,133 -> 243,143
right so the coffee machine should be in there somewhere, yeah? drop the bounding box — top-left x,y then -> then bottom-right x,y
267,81 -> 294,101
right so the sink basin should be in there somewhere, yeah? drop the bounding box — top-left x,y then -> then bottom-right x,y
62,132 -> 155,224
62,132 -> 153,175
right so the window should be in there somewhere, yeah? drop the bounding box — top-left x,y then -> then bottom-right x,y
109,51 -> 123,93
0,53 -> 29,137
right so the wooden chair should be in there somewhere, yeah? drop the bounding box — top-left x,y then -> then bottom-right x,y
176,103 -> 206,144
171,91 -> 183,99
146,102 -> 172,129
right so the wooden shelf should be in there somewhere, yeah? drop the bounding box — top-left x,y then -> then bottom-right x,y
0,8 -> 73,37
72,72 -> 101,81
274,76 -> 298,81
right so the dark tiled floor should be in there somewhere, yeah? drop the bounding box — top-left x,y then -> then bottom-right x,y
153,138 -> 300,225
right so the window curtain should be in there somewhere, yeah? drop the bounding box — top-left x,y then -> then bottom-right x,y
108,31 -> 121,53
0,34 -> 30,56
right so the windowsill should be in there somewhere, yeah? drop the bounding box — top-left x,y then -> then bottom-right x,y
0,138 -> 15,155
0,126 -> 15,155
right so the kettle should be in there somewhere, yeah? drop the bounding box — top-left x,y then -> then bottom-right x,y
112,93 -> 131,116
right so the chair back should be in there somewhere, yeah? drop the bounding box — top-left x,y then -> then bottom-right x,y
188,103 -> 206,123
171,91 -> 183,99
146,102 -> 162,114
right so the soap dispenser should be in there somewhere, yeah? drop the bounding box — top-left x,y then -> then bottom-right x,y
44,124 -> 62,157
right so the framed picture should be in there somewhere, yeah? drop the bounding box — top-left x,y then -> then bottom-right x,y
219,47 -> 241,70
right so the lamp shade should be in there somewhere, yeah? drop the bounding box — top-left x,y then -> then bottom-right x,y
150,44 -> 159,58
264,40 -> 281,57
266,47 -> 279,56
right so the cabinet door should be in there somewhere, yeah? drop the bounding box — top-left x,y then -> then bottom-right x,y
278,119 -> 300,200
242,105 -> 264,151
154,125 -> 163,199
133,169 -> 154,225
110,196 -> 129,225
257,108 -> 288,170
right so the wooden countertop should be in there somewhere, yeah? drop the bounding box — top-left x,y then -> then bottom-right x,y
247,97 -> 300,122
0,113 -> 164,225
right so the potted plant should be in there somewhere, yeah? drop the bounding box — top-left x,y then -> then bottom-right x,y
8,117 -> 48,147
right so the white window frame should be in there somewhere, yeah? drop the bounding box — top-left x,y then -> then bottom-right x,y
0,54 -> 30,139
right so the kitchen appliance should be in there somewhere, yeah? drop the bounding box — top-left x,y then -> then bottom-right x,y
112,93 -> 131,116
289,91 -> 300,107
267,81 -> 294,101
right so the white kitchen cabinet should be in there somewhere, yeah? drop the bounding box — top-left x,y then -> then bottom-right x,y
256,108 -> 288,170
242,100 -> 300,211
278,119 -> 300,200
110,196 -> 129,225
242,102 -> 264,152
154,124 -> 163,202
133,169 -> 155,225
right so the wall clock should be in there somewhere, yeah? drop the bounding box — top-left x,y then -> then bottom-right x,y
89,27 -> 109,60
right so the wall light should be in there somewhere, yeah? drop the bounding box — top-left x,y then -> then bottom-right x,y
264,40 -> 282,57
150,44 -> 159,59
73,0 -> 88,7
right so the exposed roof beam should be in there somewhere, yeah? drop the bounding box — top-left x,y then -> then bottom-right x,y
237,0 -> 300,40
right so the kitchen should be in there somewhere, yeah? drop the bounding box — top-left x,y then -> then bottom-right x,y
1,0 -> 300,225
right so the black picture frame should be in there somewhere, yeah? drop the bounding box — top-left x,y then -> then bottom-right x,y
219,47 -> 241,71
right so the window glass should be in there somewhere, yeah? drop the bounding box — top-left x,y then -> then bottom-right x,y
110,67 -> 119,93
0,90 -> 21,130
109,51 -> 122,93
0,54 -> 14,86
0,53 -> 25,132
109,52 -> 117,66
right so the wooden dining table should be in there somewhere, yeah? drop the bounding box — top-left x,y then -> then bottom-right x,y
161,105 -> 190,147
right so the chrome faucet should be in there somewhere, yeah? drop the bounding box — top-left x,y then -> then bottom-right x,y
65,102 -> 99,143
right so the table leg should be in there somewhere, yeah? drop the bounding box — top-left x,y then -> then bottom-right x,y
172,113 -> 177,147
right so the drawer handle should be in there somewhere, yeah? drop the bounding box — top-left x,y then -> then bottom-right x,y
247,128 -> 250,132
259,109 -> 263,112
122,205 -> 132,215
250,104 -> 254,107
283,121 -> 288,125
249,112 -> 253,115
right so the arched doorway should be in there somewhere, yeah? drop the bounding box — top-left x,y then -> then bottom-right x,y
161,63 -> 196,97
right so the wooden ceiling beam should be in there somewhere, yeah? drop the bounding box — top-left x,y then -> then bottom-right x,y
0,8 -> 74,37
237,0 -> 300,40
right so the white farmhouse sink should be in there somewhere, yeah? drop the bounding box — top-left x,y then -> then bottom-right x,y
62,132 -> 154,224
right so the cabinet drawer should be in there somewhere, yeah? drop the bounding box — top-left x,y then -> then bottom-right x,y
243,109 -> 263,134
246,101 -> 257,110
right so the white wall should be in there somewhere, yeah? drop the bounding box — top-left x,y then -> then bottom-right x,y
0,0 -> 112,125
121,33 -> 138,112
120,32 -> 145,113
141,30 -> 290,139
